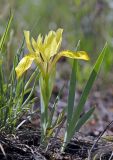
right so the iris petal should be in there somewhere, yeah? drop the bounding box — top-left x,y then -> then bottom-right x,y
24,31 -> 34,53
58,51 -> 90,60
43,29 -> 63,60
15,54 -> 35,78
50,50 -> 90,73
55,28 -> 63,52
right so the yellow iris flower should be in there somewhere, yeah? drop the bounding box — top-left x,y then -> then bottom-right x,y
15,28 -> 89,78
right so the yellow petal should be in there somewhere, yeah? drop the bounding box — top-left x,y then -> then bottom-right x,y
57,50 -> 90,61
37,34 -> 46,61
44,31 -> 55,45
24,31 -> 34,53
43,31 -> 56,60
31,37 -> 39,53
43,29 -> 63,60
50,50 -> 90,71
44,37 -> 57,61
15,54 -> 35,78
55,28 -> 63,51
37,34 -> 43,46
56,28 -> 63,42
49,28 -> 63,58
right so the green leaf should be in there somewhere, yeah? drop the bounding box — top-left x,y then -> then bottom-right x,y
75,107 -> 95,132
67,60 -> 77,124
68,43 -> 108,143
67,40 -> 80,126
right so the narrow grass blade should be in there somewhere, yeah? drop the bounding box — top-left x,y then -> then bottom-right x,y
24,67 -> 39,90
0,13 -> 13,51
21,71 -> 40,107
48,85 -> 64,128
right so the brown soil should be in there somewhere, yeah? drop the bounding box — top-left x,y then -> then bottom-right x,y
0,128 -> 113,160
